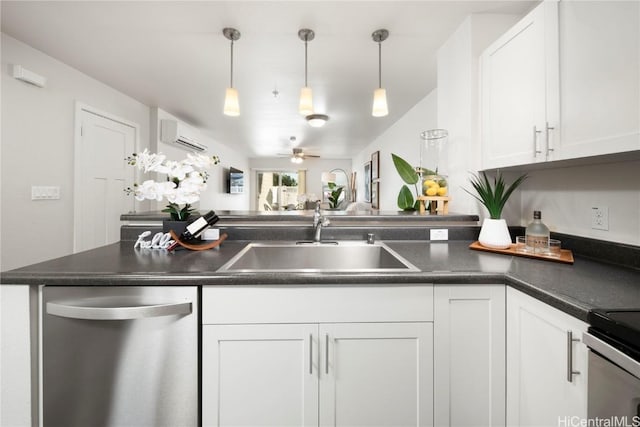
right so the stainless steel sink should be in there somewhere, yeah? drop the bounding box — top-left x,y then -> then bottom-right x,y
217,241 -> 420,273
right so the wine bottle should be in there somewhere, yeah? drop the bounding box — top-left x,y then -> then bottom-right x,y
525,210 -> 549,253
168,210 -> 219,250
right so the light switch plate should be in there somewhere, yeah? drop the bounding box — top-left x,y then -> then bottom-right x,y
430,229 -> 448,241
31,186 -> 60,200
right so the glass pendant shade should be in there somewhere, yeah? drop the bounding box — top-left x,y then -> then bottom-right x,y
223,87 -> 240,117
372,88 -> 388,117
222,28 -> 241,117
299,86 -> 313,116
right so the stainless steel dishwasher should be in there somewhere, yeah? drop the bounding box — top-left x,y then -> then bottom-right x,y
42,286 -> 198,427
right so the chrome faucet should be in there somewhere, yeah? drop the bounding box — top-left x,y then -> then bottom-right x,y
313,202 -> 330,243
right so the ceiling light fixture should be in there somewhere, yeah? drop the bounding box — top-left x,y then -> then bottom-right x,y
306,113 -> 329,128
291,148 -> 305,164
371,29 -> 389,117
223,27 -> 241,117
298,28 -> 315,116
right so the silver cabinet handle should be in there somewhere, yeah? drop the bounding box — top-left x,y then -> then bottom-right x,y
546,122 -> 555,153
533,125 -> 543,155
325,333 -> 330,375
46,300 -> 192,320
309,334 -> 313,375
567,331 -> 581,382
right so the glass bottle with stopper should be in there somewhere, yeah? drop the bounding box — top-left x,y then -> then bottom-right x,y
525,210 -> 550,253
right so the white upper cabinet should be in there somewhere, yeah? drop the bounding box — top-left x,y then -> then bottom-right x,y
480,0 -> 639,170
557,0 -> 640,159
480,1 -> 559,169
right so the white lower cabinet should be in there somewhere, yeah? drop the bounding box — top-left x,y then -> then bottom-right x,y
202,322 -> 432,427
434,284 -> 506,427
506,287 -> 588,426
203,284 -> 589,427
319,322 -> 433,427
202,285 -> 434,427
202,323 -> 318,427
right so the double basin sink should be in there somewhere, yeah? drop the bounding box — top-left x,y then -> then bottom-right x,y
217,241 -> 420,273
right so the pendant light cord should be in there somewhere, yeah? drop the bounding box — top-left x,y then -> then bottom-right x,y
230,39 -> 234,88
378,41 -> 382,89
304,39 -> 308,87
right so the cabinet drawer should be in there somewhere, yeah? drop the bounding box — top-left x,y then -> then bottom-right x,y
202,284 -> 434,324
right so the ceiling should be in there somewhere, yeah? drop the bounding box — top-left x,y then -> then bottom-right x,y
1,1 -> 536,160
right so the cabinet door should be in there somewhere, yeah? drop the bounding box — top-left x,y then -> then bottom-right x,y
434,285 -> 506,427
480,1 -> 559,169
319,322 -> 433,427
202,324 -> 319,427
557,1 -> 640,159
506,288 -> 588,426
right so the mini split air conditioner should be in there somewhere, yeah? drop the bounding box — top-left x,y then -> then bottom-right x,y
160,119 -> 207,152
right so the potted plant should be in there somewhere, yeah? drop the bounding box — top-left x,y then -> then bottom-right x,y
327,182 -> 344,209
464,171 -> 527,249
391,153 -> 442,211
125,149 -> 220,232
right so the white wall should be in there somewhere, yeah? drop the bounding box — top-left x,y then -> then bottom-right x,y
248,157 -> 352,210
149,108 -> 250,212
352,91 -> 438,212
1,34 -> 151,271
519,160 -> 640,246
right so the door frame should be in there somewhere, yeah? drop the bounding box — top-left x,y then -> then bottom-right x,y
73,102 -> 140,252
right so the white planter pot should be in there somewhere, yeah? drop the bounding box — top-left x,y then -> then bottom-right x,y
478,218 -> 512,249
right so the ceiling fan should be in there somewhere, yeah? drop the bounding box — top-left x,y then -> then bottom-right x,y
278,147 -> 320,164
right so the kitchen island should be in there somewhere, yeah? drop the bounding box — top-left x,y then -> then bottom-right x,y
3,238 -> 640,320
2,215 -> 639,427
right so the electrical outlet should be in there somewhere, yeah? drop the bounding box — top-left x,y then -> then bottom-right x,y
430,229 -> 448,241
591,206 -> 609,231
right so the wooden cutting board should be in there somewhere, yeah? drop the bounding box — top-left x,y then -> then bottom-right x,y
469,241 -> 574,264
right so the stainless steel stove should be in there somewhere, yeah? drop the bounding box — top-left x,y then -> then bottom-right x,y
583,309 -> 640,420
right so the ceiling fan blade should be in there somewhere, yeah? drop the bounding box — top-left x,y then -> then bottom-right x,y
304,154 -> 321,158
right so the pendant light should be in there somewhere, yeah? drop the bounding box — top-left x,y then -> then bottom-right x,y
298,28 -> 315,116
371,29 -> 389,117
223,27 -> 241,117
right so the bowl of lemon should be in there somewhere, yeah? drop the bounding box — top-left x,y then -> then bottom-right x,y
422,175 -> 448,197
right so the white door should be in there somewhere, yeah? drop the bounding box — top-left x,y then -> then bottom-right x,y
480,1 -> 557,169
506,288 -> 588,426
75,107 -> 136,252
319,322 -> 433,427
558,0 -> 640,159
434,285 -> 506,427
202,323 -> 319,427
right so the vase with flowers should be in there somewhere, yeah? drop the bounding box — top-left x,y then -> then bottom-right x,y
125,149 -> 220,229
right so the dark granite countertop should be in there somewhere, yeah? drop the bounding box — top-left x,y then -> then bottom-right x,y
3,240 -> 639,323
121,210 -> 480,225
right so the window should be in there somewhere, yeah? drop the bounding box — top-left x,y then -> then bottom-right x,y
257,171 -> 305,211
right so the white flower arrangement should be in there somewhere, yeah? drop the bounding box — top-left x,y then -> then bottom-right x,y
125,149 -> 220,220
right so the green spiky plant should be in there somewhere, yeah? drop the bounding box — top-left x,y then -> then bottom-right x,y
464,171 -> 527,219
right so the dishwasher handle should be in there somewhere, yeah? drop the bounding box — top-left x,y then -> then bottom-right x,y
46,299 -> 192,320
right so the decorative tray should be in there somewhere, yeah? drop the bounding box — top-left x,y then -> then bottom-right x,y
469,241 -> 574,264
